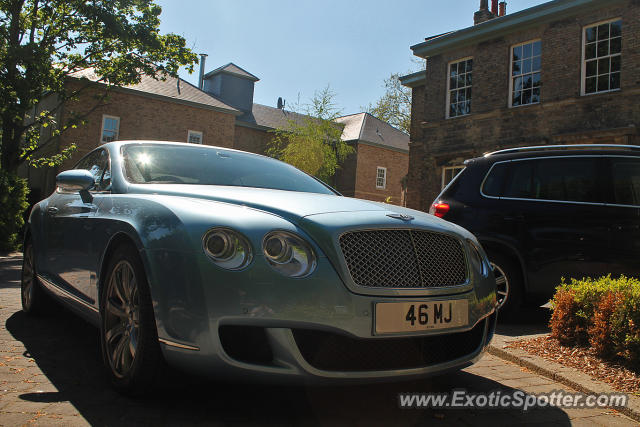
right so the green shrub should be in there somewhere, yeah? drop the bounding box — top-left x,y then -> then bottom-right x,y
0,170 -> 30,252
549,276 -> 640,367
611,288 -> 640,363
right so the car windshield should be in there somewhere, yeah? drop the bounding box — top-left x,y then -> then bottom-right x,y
121,144 -> 336,195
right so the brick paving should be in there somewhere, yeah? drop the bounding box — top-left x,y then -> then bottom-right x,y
0,252 -> 635,426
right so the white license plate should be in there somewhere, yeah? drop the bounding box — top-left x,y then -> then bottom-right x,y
375,300 -> 469,334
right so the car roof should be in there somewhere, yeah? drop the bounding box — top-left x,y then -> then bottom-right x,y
103,140 -> 284,163
467,144 -> 640,166
107,140 -> 255,155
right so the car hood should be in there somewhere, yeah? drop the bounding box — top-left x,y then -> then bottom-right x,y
125,184 -> 474,270
127,184 -> 389,221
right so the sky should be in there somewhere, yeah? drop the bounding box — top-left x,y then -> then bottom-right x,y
156,0 -> 546,115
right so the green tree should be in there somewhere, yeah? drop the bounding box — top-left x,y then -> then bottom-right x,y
267,86 -> 353,185
0,0 -> 197,173
0,0 -> 197,249
0,170 -> 29,251
364,72 -> 412,134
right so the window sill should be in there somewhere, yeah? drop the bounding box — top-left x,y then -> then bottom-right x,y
508,101 -> 541,109
446,113 -> 472,120
581,88 -> 621,97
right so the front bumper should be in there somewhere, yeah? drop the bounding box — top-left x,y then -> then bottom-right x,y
150,251 -> 496,382
160,310 -> 496,383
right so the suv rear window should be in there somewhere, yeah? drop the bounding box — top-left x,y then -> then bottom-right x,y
482,163 -> 508,197
612,158 -> 640,206
482,157 -> 600,203
504,161 -> 535,199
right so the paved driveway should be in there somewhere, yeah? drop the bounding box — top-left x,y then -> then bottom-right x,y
0,253 -> 634,426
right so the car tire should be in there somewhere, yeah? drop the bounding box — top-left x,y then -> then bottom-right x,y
100,243 -> 163,395
487,251 -> 524,321
21,239 -> 49,315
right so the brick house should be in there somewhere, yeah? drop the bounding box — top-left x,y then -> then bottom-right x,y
334,113 -> 409,204
24,63 -> 409,204
400,0 -> 640,212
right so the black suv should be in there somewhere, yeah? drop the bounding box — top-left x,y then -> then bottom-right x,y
430,145 -> 640,317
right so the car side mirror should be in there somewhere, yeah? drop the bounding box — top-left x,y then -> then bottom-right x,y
56,170 -> 95,203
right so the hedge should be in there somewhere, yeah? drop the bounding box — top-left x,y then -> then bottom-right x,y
549,275 -> 640,366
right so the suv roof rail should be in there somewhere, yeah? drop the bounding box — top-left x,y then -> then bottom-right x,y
484,144 -> 640,157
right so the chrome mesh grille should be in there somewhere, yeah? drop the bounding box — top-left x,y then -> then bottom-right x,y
339,229 -> 467,288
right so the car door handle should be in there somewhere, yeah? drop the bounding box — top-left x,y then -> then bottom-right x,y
46,207 -> 59,215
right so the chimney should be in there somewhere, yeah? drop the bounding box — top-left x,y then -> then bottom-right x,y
491,0 -> 498,15
198,53 -> 208,90
474,0 -> 494,25
499,1 -> 507,17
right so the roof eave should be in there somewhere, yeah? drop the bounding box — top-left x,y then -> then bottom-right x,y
203,63 -> 260,82
399,70 -> 427,88
349,139 -> 409,154
203,69 -> 260,82
411,0 -> 624,58
235,119 -> 274,131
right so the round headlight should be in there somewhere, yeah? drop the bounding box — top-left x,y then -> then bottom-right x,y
203,228 -> 252,270
264,235 -> 294,264
205,230 -> 234,260
262,231 -> 316,278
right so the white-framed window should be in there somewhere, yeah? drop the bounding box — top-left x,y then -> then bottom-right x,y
510,40 -> 542,107
441,165 -> 464,189
188,130 -> 203,144
582,18 -> 622,95
376,167 -> 387,189
100,115 -> 119,143
446,57 -> 473,119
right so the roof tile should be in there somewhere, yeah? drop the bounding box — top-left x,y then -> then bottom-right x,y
335,113 -> 409,152
70,68 -> 240,113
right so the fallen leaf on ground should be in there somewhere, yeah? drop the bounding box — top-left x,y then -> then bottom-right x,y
506,336 -> 640,394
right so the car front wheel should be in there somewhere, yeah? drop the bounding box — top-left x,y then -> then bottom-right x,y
100,244 -> 163,395
487,252 -> 523,321
21,240 -> 48,315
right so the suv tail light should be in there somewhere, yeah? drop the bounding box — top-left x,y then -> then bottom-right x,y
429,202 -> 450,218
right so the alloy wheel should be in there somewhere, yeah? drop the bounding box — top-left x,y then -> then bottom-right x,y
104,260 -> 140,378
491,262 -> 509,309
21,246 -> 35,309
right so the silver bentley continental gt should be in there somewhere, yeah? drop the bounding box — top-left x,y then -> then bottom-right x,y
21,141 -> 497,394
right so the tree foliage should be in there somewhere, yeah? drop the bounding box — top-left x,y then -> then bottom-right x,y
0,0 -> 197,174
0,170 -> 29,251
267,86 -> 353,184
363,72 -> 412,134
